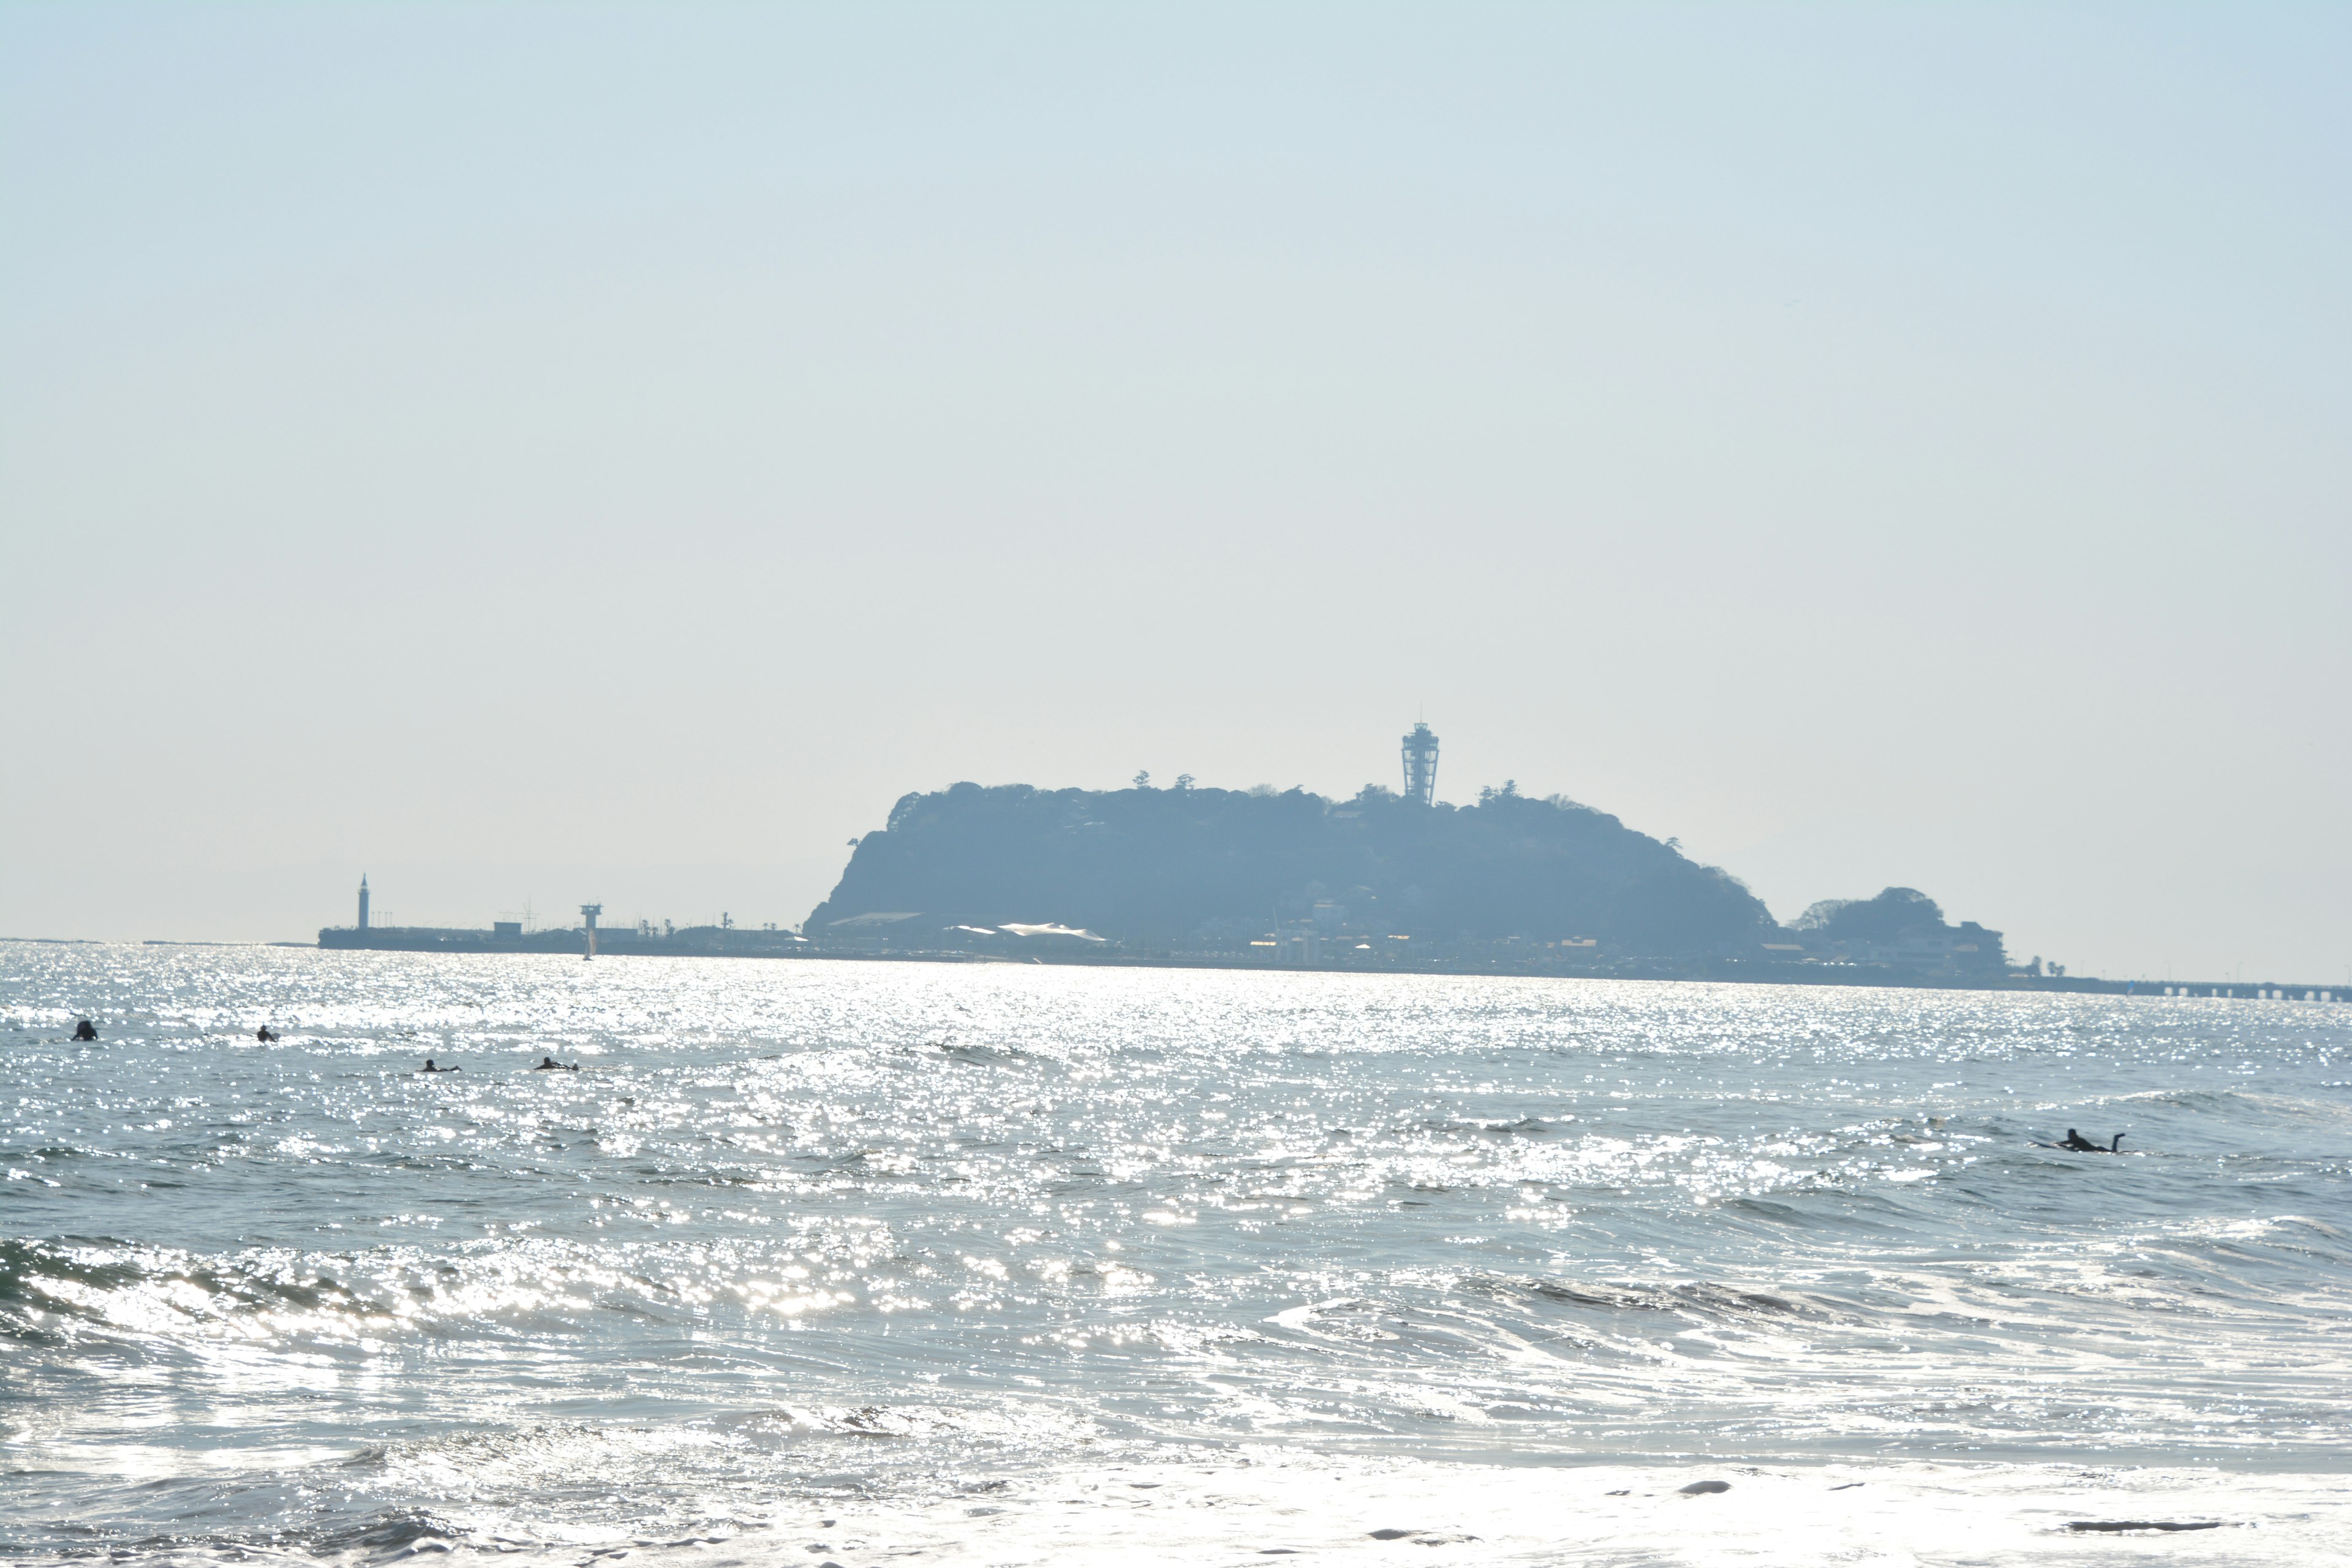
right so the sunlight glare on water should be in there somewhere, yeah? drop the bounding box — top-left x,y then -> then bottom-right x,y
3,945 -> 2348,1564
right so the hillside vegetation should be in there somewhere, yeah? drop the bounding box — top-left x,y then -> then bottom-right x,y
805,781 -> 1781,956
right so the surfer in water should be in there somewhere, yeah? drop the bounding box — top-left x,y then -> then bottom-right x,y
2058,1128 -> 2122,1152
72,1019 -> 97,1041
255,1025 -> 279,1043
420,1059 -> 459,1073
533,1055 -> 577,1071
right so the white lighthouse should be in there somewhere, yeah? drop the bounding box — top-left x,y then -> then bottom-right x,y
358,875 -> 371,930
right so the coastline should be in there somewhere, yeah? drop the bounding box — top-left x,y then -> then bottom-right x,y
5,932 -> 2332,1000
293,930 -> 2342,1001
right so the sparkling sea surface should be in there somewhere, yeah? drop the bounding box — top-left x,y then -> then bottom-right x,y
3,943 -> 2348,1565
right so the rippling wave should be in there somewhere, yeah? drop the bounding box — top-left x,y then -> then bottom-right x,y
4,945 -> 2348,1563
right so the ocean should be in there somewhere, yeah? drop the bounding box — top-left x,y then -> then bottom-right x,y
3,943 -> 2347,1565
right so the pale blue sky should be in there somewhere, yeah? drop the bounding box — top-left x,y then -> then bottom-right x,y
4,4 -> 2346,979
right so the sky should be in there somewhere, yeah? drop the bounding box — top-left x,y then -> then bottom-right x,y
2,3 -> 2346,981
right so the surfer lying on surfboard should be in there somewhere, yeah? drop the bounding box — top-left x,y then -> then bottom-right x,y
2039,1127 -> 2123,1152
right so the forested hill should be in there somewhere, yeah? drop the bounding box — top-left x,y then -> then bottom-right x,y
804,781 -> 1780,955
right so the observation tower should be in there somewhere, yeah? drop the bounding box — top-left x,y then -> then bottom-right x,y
1401,722 -> 1440,807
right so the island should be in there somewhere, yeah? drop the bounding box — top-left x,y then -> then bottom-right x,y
804,779 -> 2011,980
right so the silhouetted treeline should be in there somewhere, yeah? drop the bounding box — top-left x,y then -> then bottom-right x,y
1796,886 -> 1949,941
1792,886 -> 2008,971
804,781 -> 1781,955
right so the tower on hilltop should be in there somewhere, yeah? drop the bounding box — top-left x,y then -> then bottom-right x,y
358,875 -> 370,930
1400,722 -> 1439,807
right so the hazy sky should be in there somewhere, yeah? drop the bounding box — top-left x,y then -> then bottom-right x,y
4,4 -> 2346,980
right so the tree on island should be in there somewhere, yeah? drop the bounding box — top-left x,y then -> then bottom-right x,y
1795,887 -> 1948,943
1792,886 -> 2007,971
